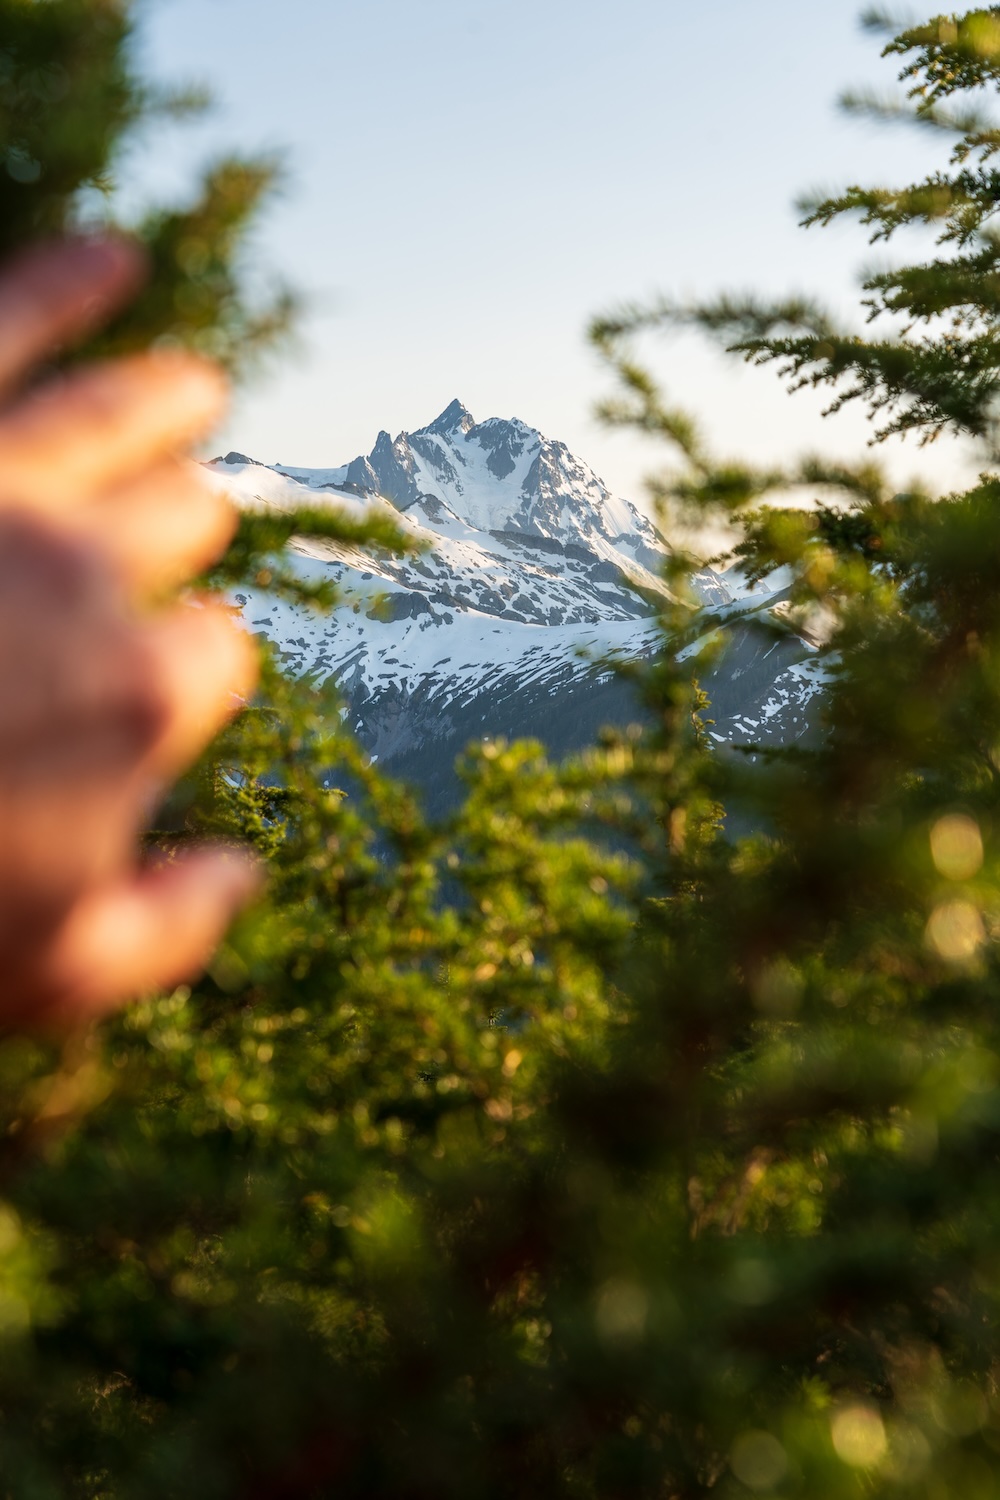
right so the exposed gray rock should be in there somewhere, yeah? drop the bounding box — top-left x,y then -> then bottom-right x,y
211,404 -> 824,818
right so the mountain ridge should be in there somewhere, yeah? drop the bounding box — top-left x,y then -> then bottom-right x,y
209,402 -> 824,811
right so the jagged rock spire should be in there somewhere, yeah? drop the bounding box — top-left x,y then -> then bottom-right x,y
424,398 -> 475,436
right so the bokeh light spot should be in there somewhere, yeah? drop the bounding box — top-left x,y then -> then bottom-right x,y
831,1405 -> 887,1467
594,1278 -> 648,1346
730,1430 -> 789,1491
930,813 -> 983,881
926,899 -> 985,962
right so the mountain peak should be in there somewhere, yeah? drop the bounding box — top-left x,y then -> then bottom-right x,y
217,450 -> 266,468
424,399 -> 474,436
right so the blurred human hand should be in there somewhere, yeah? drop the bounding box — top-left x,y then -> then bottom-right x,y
0,239 -> 259,1026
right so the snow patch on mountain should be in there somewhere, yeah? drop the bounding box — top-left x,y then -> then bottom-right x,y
208,402 -> 824,767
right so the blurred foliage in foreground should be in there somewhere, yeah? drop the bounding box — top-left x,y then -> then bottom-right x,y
7,2 -> 1000,1497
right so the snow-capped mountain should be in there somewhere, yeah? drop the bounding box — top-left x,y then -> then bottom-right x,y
210,402 -> 824,812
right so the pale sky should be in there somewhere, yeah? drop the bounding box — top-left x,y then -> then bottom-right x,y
127,0 -> 984,504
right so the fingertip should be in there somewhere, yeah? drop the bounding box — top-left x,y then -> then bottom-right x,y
71,234 -> 149,300
145,349 -> 228,423
0,350 -> 231,508
2,235 -> 148,333
0,237 -> 149,396
38,845 -> 264,1024
179,843 -> 264,907
94,459 -> 238,595
129,843 -> 266,978
191,597 -> 260,703
187,595 -> 261,699
139,597 -> 258,777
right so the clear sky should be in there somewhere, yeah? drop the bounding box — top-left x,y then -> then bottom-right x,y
126,0 -> 983,503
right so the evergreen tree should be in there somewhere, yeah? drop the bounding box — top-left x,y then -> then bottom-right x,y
7,4 -> 1000,1498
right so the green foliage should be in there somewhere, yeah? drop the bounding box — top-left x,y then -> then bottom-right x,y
592,7 -> 1000,448
0,0 -> 292,372
10,3 -> 1000,1498
208,504 -> 420,608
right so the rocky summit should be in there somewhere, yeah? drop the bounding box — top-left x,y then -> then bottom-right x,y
209,402 -> 825,814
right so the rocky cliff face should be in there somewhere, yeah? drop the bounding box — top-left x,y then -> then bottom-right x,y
210,402 -> 823,813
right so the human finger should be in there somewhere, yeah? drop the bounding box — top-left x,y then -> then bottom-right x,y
0,237 -> 146,400
0,511 -> 168,763
139,598 -> 258,780
33,848 -> 261,1023
85,459 -> 237,595
0,351 -> 226,511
